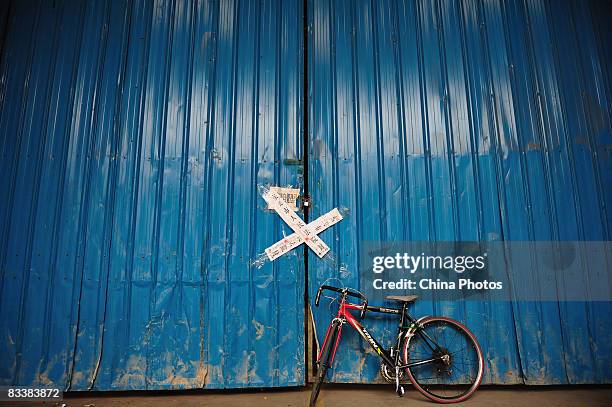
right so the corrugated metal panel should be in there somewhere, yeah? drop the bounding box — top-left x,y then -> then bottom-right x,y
0,0 -> 305,390
308,0 -> 611,385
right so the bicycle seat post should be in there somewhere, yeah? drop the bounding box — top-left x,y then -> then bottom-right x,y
398,301 -> 408,329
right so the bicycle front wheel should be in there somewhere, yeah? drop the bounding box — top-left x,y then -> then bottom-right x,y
402,316 -> 484,403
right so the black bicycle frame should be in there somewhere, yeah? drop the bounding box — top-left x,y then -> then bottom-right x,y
332,299 -> 444,370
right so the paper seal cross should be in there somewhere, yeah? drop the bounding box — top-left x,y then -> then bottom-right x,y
262,189 -> 343,261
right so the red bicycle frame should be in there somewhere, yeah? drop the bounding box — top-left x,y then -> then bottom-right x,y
317,295 -> 399,369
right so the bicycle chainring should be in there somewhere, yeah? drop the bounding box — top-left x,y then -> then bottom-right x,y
380,362 -> 404,383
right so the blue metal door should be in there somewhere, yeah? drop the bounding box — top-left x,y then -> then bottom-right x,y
0,0 -> 305,390
307,0 -> 612,385
2,0 -> 611,392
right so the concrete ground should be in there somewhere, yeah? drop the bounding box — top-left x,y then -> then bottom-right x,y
4,385 -> 611,407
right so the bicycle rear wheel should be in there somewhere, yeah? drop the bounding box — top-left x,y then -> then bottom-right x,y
403,316 -> 483,403
309,321 -> 339,407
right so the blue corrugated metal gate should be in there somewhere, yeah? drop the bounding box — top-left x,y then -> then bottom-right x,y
308,0 -> 611,385
0,0 -> 611,391
0,0 -> 305,390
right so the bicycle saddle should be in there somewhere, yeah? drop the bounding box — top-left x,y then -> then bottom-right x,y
385,295 -> 418,303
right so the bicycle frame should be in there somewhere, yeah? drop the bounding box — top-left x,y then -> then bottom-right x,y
317,297 -> 445,371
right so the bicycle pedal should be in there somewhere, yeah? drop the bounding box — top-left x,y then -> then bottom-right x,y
396,385 -> 405,397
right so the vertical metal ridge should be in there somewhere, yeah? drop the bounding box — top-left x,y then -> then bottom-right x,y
0,0 -> 41,318
246,0 -> 262,385
541,0 -> 585,244
499,0 -> 533,239
14,0 -> 64,383
302,0 -> 311,382
222,0 -> 240,388
199,0 -> 220,389
120,0 -> 154,390
370,0 -> 387,243
457,0 -> 483,241
89,0 -> 134,389
477,0 -> 507,242
566,1 -> 610,242
39,0 -> 88,386
498,0 -> 538,383
328,0 -> 339,225
435,0 -> 460,241
586,0 -> 612,239
179,0 -> 197,305
144,0 -> 176,388
391,0 -> 410,241
557,1 -> 606,383
414,0 -> 435,241
58,0 -> 91,388
273,0 -> 282,386
524,0 -> 559,241
35,0 -> 73,385
349,0 -> 363,254
0,0 -> 14,121
68,0 -> 115,389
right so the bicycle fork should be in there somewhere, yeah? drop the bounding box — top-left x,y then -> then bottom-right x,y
318,318 -> 344,368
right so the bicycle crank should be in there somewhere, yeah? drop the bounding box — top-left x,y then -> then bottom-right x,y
380,362 -> 405,383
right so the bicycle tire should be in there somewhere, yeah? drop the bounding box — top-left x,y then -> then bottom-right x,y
402,316 -> 484,403
309,321 -> 339,407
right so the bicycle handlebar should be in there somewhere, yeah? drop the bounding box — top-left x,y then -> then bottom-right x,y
315,285 -> 369,319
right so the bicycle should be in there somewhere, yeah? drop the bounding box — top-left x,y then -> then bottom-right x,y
310,285 -> 484,406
